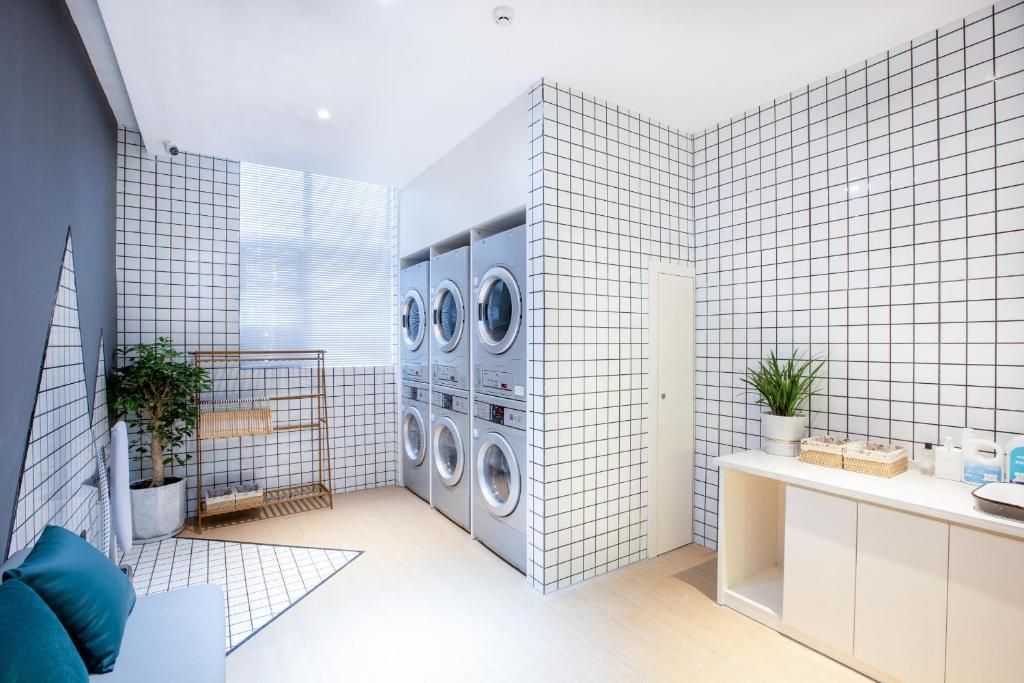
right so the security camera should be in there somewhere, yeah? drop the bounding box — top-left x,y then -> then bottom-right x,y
163,141 -> 180,156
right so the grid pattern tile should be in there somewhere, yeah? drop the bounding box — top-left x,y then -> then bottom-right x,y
526,79 -> 695,591
9,234 -> 108,555
692,0 -> 1024,549
122,538 -> 360,651
116,128 -> 397,516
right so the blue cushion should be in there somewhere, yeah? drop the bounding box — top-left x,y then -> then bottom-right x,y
3,526 -> 136,673
0,578 -> 88,682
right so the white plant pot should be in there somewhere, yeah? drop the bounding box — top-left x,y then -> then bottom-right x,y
761,413 -> 808,457
130,477 -> 186,542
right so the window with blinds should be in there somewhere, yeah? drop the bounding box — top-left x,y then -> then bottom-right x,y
240,162 -> 394,366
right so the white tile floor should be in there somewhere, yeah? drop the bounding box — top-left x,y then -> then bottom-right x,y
121,538 -> 361,651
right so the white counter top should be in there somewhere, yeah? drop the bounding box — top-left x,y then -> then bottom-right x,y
717,450 -> 1024,541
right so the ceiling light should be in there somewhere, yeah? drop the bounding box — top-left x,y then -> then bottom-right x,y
493,6 -> 514,26
316,108 -> 331,120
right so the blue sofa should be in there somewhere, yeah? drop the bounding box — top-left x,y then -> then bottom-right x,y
2,548 -> 225,682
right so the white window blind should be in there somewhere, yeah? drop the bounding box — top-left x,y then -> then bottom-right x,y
240,162 -> 394,366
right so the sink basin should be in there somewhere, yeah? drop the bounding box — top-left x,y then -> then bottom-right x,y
972,482 -> 1024,522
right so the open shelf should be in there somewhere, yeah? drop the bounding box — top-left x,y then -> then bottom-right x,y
192,349 -> 334,533
718,468 -> 787,629
723,565 -> 783,625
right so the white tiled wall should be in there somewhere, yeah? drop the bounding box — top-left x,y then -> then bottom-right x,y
9,234 -> 109,555
526,79 -> 695,591
116,129 -> 397,516
693,0 -> 1024,549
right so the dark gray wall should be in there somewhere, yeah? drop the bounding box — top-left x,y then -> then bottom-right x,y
0,0 -> 116,555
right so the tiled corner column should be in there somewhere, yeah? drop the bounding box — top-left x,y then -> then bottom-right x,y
527,80 -> 695,592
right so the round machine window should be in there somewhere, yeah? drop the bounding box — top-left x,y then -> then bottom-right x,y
432,418 -> 464,486
402,409 -> 425,466
482,280 -> 512,340
475,267 -> 521,355
432,280 -> 464,352
476,433 -> 520,517
402,290 -> 426,351
482,445 -> 511,503
438,290 -> 459,342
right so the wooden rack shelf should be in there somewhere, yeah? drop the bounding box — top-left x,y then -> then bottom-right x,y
192,349 -> 333,533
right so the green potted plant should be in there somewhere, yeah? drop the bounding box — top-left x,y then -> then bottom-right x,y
111,337 -> 211,541
741,350 -> 825,457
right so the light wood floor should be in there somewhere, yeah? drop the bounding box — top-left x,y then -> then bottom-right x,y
182,486 -> 869,683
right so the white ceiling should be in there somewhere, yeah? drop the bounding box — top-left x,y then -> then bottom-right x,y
96,0 -> 987,188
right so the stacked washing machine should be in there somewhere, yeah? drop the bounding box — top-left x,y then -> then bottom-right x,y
399,225 -> 528,574
471,225 -> 528,573
400,262 -> 431,503
428,247 -> 472,530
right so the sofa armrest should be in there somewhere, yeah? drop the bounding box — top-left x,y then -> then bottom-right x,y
90,584 -> 225,682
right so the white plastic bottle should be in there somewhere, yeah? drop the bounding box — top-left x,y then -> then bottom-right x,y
1008,435 -> 1024,484
961,428 -> 1006,485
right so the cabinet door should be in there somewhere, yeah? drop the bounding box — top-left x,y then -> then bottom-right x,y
854,504 -> 948,683
946,526 -> 1024,683
782,486 -> 857,656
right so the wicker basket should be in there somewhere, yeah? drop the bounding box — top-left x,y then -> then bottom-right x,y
203,487 -> 236,515
800,436 -> 857,469
844,442 -> 908,478
233,484 -> 264,511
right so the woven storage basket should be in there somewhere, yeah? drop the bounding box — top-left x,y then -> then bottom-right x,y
204,487 -> 236,515
233,484 -> 264,511
800,436 -> 856,469
844,442 -> 908,478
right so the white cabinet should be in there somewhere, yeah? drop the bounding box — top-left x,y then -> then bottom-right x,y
782,486 -> 857,657
854,503 -> 949,683
946,526 -> 1024,683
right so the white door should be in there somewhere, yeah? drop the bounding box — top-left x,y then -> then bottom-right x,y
651,264 -> 695,556
946,526 -> 1024,683
783,486 -> 857,656
854,503 -> 948,683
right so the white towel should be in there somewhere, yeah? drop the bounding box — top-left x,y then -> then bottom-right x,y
110,421 -> 133,555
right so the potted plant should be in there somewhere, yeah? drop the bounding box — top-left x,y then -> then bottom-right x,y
741,350 -> 825,457
111,337 -> 211,541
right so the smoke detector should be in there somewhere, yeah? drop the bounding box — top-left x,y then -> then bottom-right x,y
493,6 -> 514,26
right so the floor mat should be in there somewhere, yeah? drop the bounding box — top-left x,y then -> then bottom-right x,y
672,557 -> 717,601
121,538 -> 361,652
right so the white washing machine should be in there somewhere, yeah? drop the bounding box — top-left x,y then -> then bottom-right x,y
472,395 -> 527,574
400,262 -> 429,384
430,246 -> 470,392
429,388 -> 470,531
472,225 -> 527,401
401,382 -> 430,503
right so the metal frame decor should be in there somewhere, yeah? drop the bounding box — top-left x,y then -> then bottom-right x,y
192,349 -> 333,533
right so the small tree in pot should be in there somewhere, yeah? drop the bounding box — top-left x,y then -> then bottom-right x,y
741,351 -> 825,457
111,337 -> 211,540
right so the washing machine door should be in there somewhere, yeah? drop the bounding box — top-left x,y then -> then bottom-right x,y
401,289 -> 426,351
476,266 -> 521,355
402,405 -> 427,466
432,279 -> 465,353
432,416 -> 465,487
476,432 -> 521,517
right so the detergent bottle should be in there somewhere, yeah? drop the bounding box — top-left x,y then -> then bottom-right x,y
1007,435 -> 1024,484
961,428 -> 1006,485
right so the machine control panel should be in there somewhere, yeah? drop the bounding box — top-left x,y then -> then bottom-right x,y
475,367 -> 525,398
431,391 -> 468,414
433,362 -> 462,385
402,362 -> 426,382
473,400 -> 526,431
402,384 -> 427,402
